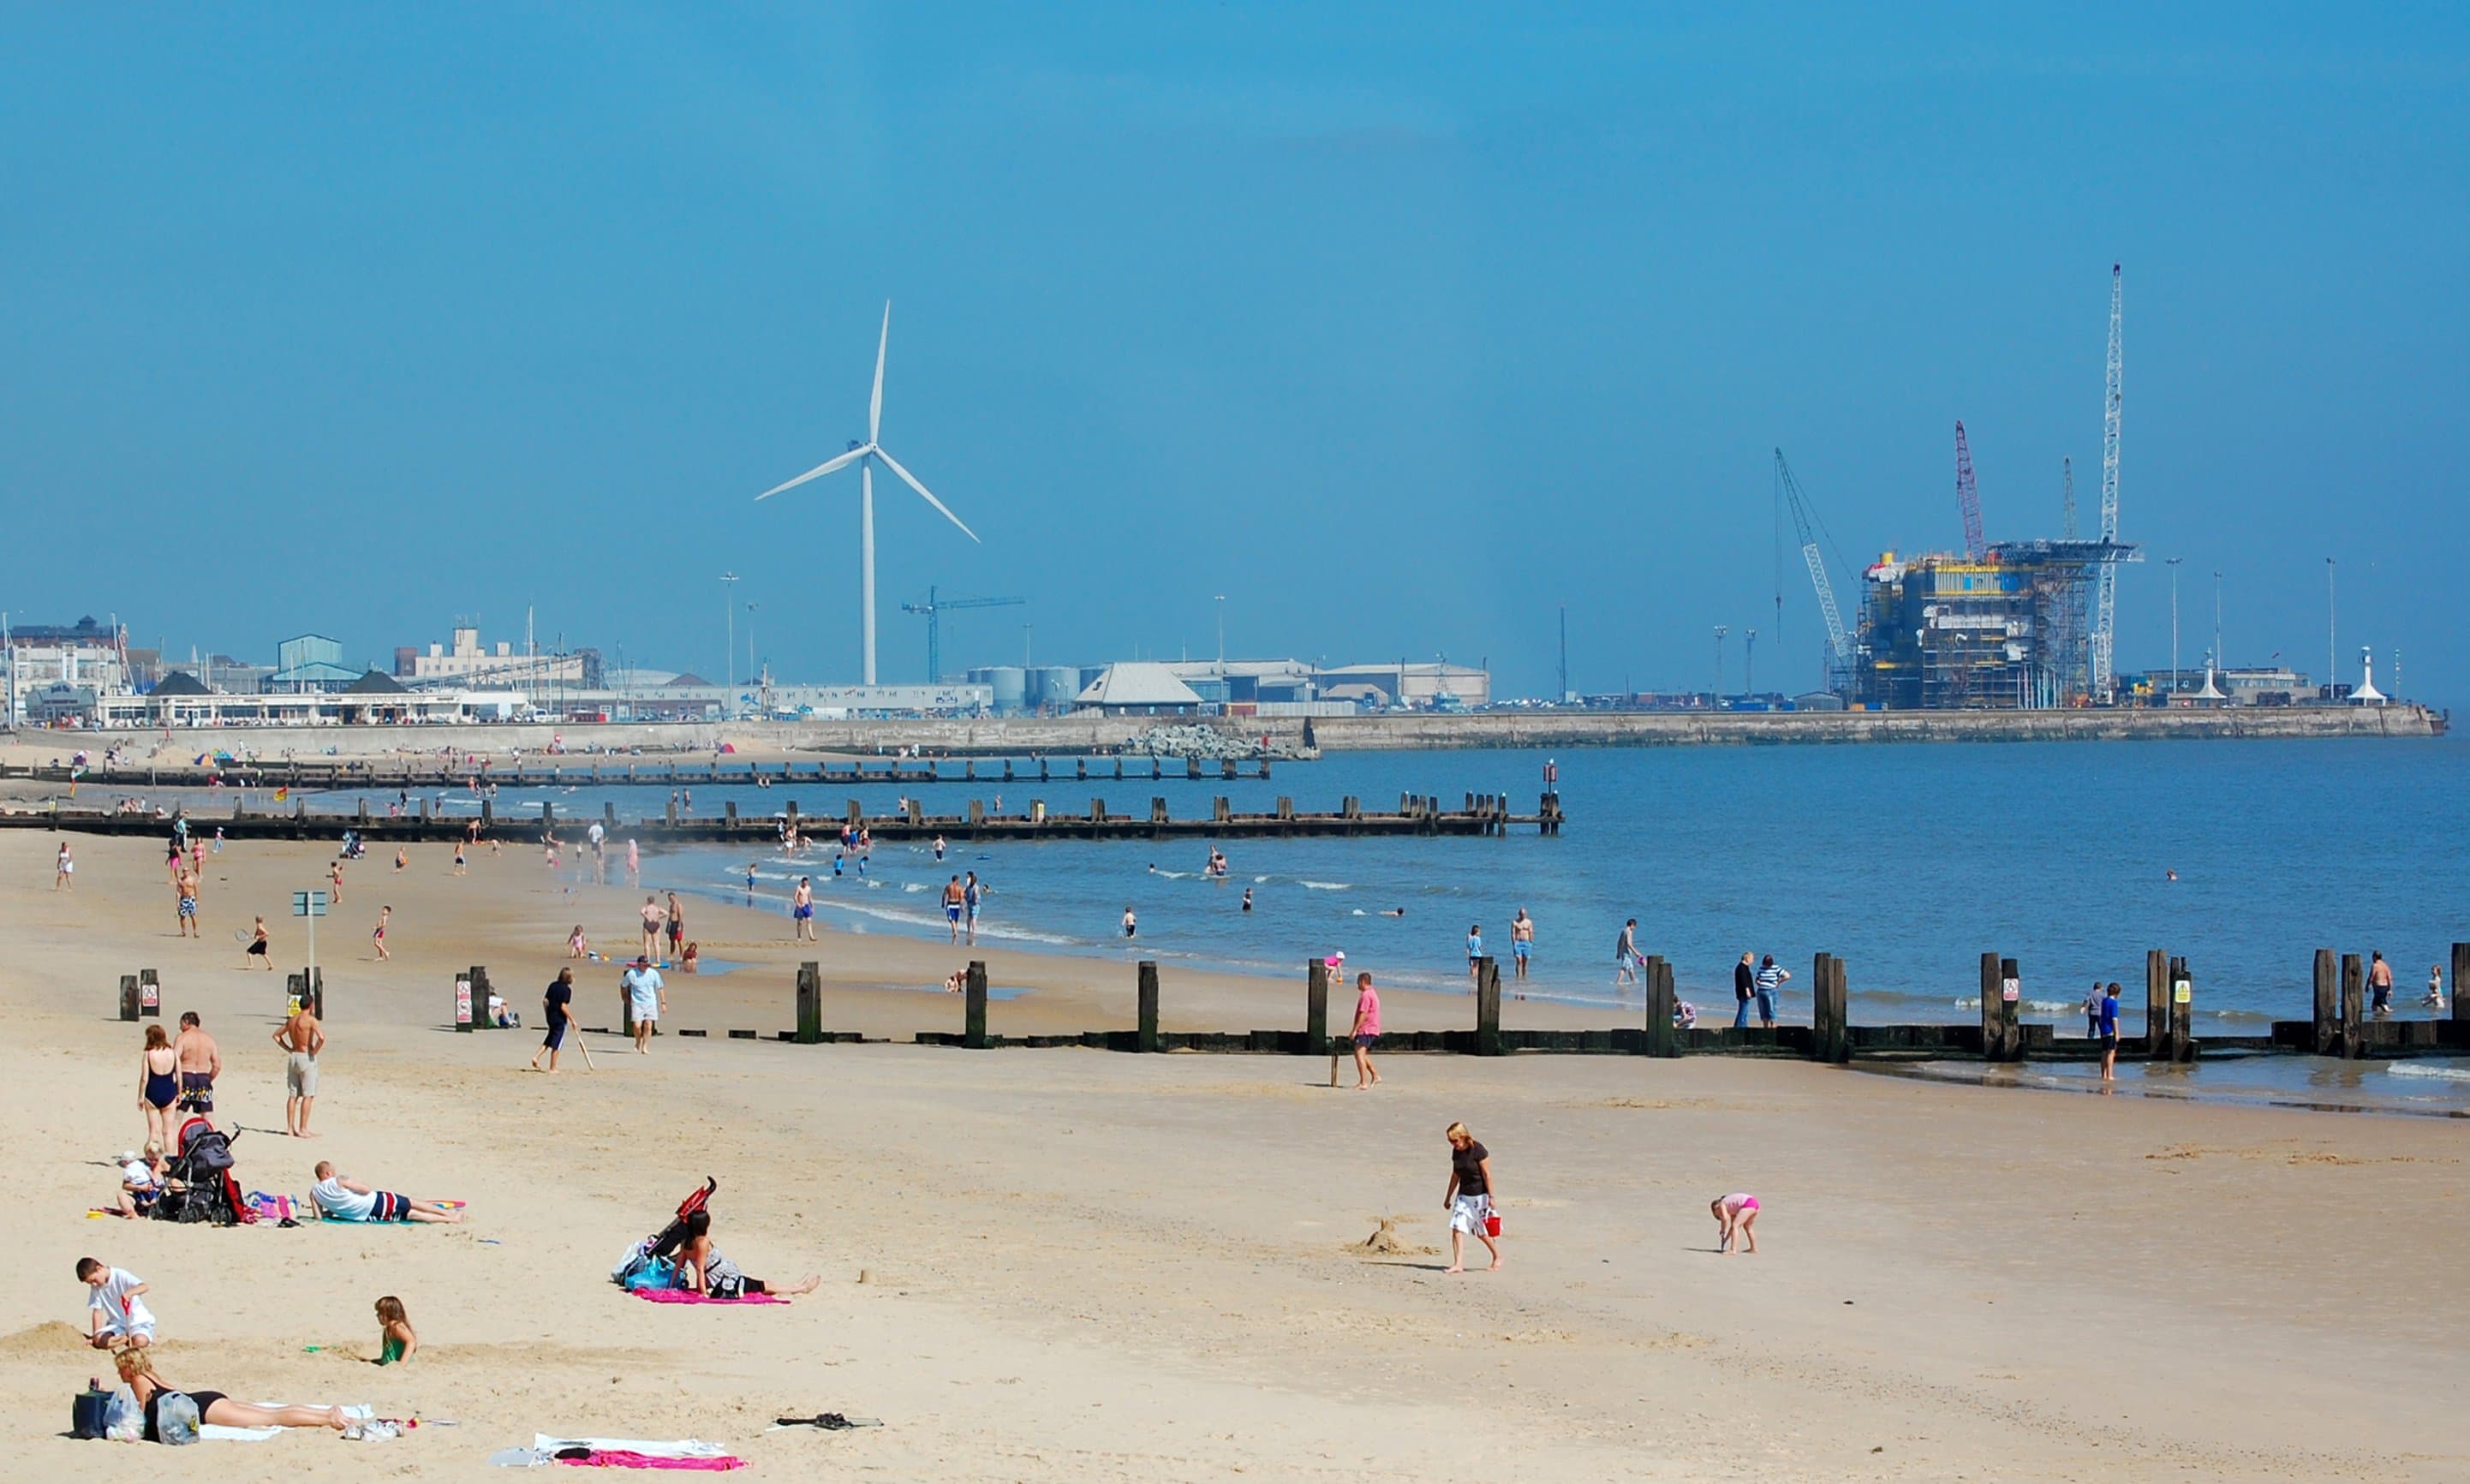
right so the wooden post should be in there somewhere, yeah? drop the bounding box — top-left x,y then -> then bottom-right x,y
2145,950 -> 2170,1058
1644,955 -> 1676,1058
964,961 -> 989,1048
795,962 -> 822,1045
1978,952 -> 2001,1058
2340,953 -> 2365,1059
118,974 -> 140,1022
2168,955 -> 2193,1063
1137,961 -> 1160,1052
1475,957 -> 1502,1056
1305,957 -> 1329,1055
2453,943 -> 2469,1023
1807,953 -> 1833,1060
2312,949 -> 2338,1054
1998,956 -> 2021,1063
1825,955 -> 1850,1064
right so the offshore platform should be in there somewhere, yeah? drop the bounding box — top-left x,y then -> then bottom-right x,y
1778,266 -> 2142,710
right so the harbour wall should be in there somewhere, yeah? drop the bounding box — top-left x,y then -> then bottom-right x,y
7,700 -> 2441,764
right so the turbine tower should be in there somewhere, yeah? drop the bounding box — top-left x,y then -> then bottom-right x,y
2092,264 -> 2123,701
755,302 -> 978,684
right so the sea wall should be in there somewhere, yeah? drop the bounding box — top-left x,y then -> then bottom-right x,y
8,700 -> 2441,764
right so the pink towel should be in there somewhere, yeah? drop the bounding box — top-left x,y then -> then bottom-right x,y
558,1451 -> 747,1469
630,1288 -> 787,1305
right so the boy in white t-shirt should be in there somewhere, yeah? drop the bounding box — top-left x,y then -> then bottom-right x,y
78,1258 -> 157,1348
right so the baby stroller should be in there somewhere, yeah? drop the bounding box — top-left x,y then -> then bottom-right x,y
611,1177 -> 716,1288
155,1117 -> 248,1226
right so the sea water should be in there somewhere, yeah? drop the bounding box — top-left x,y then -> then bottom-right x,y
383,737 -> 2467,1035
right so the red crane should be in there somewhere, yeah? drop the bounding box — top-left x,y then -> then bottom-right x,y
1954,420 -> 1987,561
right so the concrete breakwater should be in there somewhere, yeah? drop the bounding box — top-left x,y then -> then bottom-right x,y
6,700 -> 2442,766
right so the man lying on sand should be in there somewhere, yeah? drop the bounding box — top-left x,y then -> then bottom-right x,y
310,1161 -> 462,1224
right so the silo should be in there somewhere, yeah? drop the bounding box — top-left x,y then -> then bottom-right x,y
986,666 -> 1027,715
1035,665 -> 1083,712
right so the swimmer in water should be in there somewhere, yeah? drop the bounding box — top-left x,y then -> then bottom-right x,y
1240,888 -> 1253,913
1381,908 -> 1406,918
1122,906 -> 1137,939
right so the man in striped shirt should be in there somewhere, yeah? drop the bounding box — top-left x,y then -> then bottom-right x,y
1751,955 -> 1791,1029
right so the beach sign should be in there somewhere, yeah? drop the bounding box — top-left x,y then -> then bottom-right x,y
2000,976 -> 2020,1004
455,977 -> 474,1030
292,890 -> 328,918
2174,977 -> 2193,1004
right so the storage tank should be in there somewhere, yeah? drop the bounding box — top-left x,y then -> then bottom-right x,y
1034,665 -> 1083,712
985,666 -> 1027,715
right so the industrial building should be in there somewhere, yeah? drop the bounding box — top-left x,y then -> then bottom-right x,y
1852,540 -> 2136,710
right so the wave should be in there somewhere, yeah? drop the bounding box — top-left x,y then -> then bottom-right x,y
1300,880 -> 1351,891
2383,1063 -> 2470,1082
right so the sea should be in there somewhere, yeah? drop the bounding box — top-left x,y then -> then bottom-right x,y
319,736 -> 2470,1112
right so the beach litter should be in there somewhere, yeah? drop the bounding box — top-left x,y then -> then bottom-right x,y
772,1413 -> 883,1430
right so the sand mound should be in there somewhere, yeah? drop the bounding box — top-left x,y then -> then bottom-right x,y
0,1320 -> 89,1357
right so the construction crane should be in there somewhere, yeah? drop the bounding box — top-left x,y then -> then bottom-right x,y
1773,449 -> 1852,675
2061,456 -> 2076,539
899,586 -> 1023,682
2092,264 -> 2123,700
1954,420 -> 1987,561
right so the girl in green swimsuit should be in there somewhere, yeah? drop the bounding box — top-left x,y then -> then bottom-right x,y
374,1296 -> 417,1364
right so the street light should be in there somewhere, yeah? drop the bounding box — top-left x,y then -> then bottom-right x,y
1712,625 -> 1728,698
747,602 -> 760,692
721,572 -> 739,715
2325,557 -> 2337,694
2211,570 -> 2222,680
1214,594 -> 1226,669
2166,557 -> 2182,696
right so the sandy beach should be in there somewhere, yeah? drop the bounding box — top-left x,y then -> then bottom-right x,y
7,825 -> 2467,1481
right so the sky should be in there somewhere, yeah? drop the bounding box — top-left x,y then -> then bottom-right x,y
3,5 -> 2464,706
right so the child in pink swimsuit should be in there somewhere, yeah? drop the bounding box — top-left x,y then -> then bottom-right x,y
1711,1192 -> 1760,1255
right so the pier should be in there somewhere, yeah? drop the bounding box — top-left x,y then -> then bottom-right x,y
0,752 -> 1281,791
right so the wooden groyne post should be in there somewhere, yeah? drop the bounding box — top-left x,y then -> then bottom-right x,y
2341,953 -> 2366,1059
1137,960 -> 1160,1053
1304,957 -> 1329,1055
1810,953 -> 1848,1064
1475,956 -> 1502,1057
795,962 -> 823,1045
1643,955 -> 1677,1058
2455,943 -> 2469,1025
2312,949 -> 2338,1054
963,960 -> 989,1049
2168,956 -> 2193,1063
2145,951 -> 2170,1058
118,974 -> 140,1022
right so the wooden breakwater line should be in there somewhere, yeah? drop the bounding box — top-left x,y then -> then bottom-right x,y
412,945 -> 2470,1062
4,754 -> 1279,791
10,790 -> 1565,843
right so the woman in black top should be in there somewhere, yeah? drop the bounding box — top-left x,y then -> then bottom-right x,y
1442,1121 -> 1502,1273
116,1345 -> 347,1439
528,968 -> 576,1073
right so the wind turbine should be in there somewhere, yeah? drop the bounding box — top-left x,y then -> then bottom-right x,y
755,302 -> 977,684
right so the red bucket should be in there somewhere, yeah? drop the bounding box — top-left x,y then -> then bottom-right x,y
1483,1212 -> 1502,1237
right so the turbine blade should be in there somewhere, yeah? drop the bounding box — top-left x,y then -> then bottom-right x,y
873,445 -> 977,541
869,301 -> 889,444
755,444 -> 868,500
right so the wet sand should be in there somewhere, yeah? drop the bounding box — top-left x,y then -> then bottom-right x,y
5,829 -> 2467,1481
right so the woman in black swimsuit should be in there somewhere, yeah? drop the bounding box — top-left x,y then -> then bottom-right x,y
138,1025 -> 178,1152
116,1346 -> 349,1439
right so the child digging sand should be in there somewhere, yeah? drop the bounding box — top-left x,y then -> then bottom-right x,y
1711,1192 -> 1760,1255
374,1296 -> 417,1363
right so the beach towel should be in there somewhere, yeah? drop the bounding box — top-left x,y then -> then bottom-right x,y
630,1288 -> 786,1306
247,1192 -> 298,1223
558,1452 -> 745,1470
492,1436 -> 734,1467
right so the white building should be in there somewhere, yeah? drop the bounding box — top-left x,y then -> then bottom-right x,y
399,625 -> 588,687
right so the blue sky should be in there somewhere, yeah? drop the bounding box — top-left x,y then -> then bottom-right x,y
3,6 -> 2463,704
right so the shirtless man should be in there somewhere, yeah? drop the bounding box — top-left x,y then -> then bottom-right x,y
638,895 -> 663,958
272,1000 -> 325,1137
942,876 -> 965,944
1510,909 -> 1536,980
173,1012 -> 221,1126
173,867 -> 201,938
792,877 -> 815,942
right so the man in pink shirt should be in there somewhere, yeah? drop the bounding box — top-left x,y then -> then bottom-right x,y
1350,971 -> 1382,1090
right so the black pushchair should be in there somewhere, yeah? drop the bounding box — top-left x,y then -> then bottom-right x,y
155,1117 -> 247,1226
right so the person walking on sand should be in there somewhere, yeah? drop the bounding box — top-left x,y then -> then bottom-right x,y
1615,918 -> 1639,988
567,924 -> 588,959
137,1025 -> 178,1150
964,871 -> 982,945
2097,980 -> 2121,1082
246,915 -> 272,969
328,857 -> 344,904
1752,954 -> 1789,1028
1732,951 -> 1757,1028
638,896 -> 663,958
946,880 -> 971,945
371,905 -> 391,962
794,877 -> 816,941
622,957 -> 665,1054
1442,1122 -> 1502,1273
54,840 -> 73,891
528,968 -> 576,1072
173,866 -> 200,939
172,1012 -> 219,1123
2082,980 -> 2104,1040
1511,909 -> 1536,980
665,891 -> 685,961
453,839 -> 467,875
1349,971 -> 1382,1089
626,837 -> 640,886
1465,924 -> 1483,986
272,998 -> 324,1137
2369,951 -> 2395,1016
1711,1191 -> 1760,1255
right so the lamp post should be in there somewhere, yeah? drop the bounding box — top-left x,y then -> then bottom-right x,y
2166,557 -> 2182,697
1713,625 -> 1728,699
747,602 -> 760,695
2211,570 -> 2222,680
1214,593 -> 1226,669
721,571 -> 739,717
2325,557 -> 2336,694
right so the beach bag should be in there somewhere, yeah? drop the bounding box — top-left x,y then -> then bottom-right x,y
72,1387 -> 111,1440
623,1256 -> 677,1292
155,1392 -> 202,1445
104,1385 -> 143,1443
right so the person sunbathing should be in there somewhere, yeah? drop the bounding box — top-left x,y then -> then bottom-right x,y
673,1210 -> 818,1299
116,1345 -> 348,1439
310,1161 -> 462,1224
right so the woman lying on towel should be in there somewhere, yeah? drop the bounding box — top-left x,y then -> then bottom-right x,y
674,1210 -> 819,1299
116,1345 -> 349,1439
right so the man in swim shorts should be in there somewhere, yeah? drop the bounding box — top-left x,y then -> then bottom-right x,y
272,998 -> 325,1138
174,867 -> 200,938
793,877 -> 815,942
621,957 -> 665,1054
173,1012 -> 219,1123
1510,909 -> 1535,980
943,876 -> 965,943
309,1161 -> 462,1224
